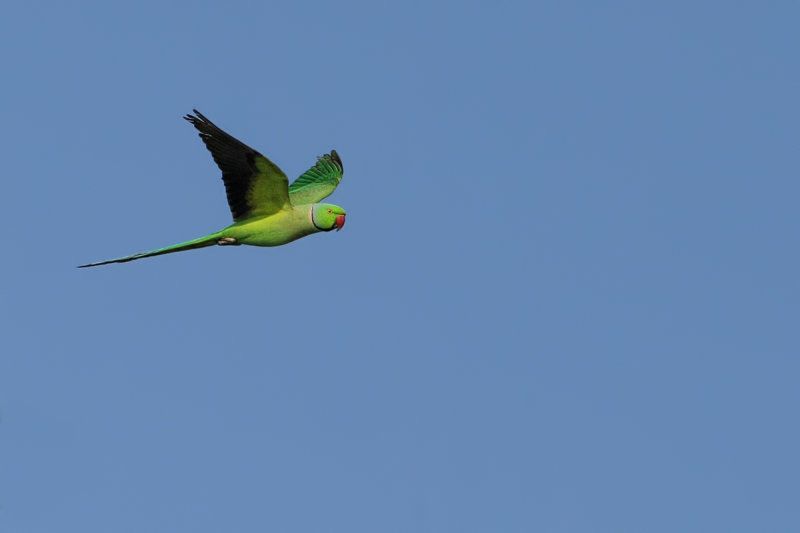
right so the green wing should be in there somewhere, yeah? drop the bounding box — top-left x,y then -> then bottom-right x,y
185,110 -> 291,222
288,150 -> 344,205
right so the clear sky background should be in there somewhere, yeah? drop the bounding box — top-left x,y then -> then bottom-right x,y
1,1 -> 798,531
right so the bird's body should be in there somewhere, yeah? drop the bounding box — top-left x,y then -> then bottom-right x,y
79,110 -> 346,267
222,204 -> 320,247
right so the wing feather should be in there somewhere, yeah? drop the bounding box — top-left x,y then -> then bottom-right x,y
185,110 -> 290,221
288,150 -> 344,205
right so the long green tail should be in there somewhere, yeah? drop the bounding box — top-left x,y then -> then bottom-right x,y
78,232 -> 223,268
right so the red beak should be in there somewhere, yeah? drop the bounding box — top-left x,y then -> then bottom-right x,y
335,214 -> 346,231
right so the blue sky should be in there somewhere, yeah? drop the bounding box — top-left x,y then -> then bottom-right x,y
1,1 -> 798,531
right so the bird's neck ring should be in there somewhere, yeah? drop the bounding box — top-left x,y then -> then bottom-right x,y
309,204 -> 324,231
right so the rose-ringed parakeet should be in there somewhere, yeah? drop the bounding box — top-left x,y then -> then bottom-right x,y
79,110 -> 346,267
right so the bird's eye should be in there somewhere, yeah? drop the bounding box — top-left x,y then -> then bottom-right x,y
327,209 -> 332,214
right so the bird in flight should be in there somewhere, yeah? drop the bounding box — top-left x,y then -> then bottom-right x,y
79,110 -> 346,267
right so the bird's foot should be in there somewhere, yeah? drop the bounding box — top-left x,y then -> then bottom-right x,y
217,237 -> 239,246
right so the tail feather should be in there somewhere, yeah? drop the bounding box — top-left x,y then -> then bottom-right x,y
78,233 -> 222,268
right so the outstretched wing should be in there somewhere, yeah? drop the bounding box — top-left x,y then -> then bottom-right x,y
185,110 -> 291,222
288,150 -> 344,205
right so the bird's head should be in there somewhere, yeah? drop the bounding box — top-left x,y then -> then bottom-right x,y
310,203 -> 346,232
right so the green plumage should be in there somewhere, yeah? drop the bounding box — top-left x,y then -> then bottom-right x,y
79,110 -> 347,268
288,150 -> 344,205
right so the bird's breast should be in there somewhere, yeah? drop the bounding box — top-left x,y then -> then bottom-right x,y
225,208 -> 318,247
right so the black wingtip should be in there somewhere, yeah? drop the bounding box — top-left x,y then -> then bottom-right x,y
193,109 -> 209,122
330,149 -> 342,172
184,109 -> 210,126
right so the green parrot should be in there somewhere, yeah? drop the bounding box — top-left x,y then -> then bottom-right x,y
79,110 -> 346,268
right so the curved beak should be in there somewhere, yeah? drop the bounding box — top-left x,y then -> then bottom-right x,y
334,214 -> 346,231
